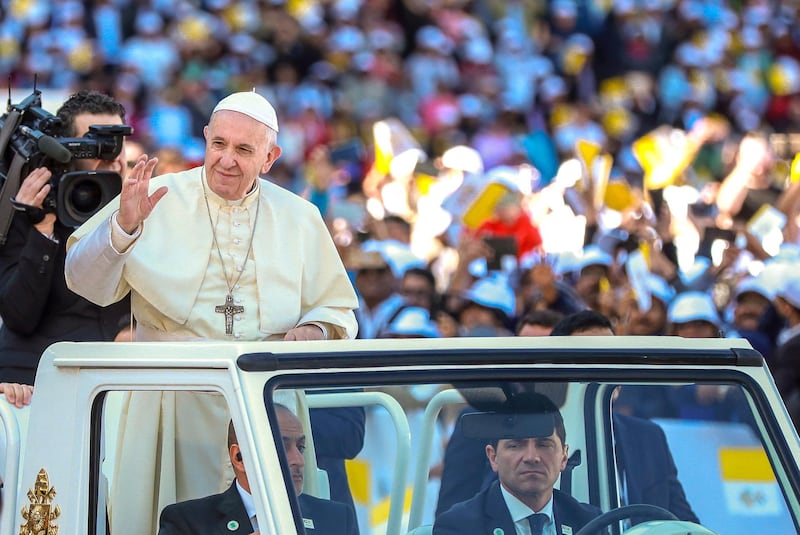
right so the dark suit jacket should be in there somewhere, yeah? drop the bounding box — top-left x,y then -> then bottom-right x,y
613,413 -> 699,524
298,493 -> 359,535
434,481 -> 600,535
158,483 -> 359,535
310,403 -> 365,511
158,483 -> 251,535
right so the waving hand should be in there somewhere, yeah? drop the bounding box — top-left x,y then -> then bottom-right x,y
116,155 -> 168,234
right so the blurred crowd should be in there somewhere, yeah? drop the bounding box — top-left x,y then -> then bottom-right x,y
5,0 -> 800,423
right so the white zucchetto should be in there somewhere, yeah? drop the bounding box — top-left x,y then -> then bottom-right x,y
212,91 -> 279,132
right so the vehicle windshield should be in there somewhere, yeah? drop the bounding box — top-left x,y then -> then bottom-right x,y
86,341 -> 798,535
265,375 -> 795,535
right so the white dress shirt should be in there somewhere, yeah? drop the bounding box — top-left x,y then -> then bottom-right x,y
500,484 -> 556,535
235,481 -> 258,532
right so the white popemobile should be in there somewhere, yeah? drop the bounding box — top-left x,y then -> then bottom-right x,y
1,336 -> 798,535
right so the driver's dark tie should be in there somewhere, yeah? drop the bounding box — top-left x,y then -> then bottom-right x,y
528,513 -> 548,535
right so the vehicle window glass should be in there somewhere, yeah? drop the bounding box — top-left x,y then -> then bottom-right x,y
614,382 -> 794,535
266,377 -> 796,535
93,390 -> 231,535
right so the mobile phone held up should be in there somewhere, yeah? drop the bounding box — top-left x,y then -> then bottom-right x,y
483,236 -> 518,271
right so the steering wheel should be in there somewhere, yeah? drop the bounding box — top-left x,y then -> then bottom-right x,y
574,504 -> 679,535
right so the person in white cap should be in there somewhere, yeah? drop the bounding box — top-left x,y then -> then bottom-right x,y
622,272 -> 675,336
725,276 -> 776,362
666,291 -> 722,338
380,306 -> 441,338
458,273 -> 517,336
573,244 -> 615,315
62,91 -> 360,535
666,292 -> 753,424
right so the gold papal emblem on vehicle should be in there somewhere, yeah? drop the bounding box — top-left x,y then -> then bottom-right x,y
19,468 -> 60,535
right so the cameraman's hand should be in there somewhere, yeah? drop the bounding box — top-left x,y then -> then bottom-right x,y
16,167 -> 56,236
0,382 -> 33,408
117,155 -> 166,234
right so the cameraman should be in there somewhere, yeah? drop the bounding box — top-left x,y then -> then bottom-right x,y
0,90 -> 131,384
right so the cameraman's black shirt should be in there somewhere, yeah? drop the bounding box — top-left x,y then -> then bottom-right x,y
0,214 -> 129,384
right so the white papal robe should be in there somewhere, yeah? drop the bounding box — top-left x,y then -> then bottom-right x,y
65,166 -> 359,535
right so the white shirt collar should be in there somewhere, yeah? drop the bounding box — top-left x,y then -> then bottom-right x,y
235,480 -> 257,521
500,483 -> 554,525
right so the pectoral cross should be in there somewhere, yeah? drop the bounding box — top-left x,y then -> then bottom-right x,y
215,294 -> 244,336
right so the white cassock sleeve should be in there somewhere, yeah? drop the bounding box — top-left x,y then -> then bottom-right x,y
65,206 -> 134,307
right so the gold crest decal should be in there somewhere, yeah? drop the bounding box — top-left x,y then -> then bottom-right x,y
19,468 -> 61,535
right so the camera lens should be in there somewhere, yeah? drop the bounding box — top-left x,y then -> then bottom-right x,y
68,179 -> 103,214
56,170 -> 122,227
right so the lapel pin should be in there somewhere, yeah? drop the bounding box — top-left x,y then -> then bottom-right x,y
562,525 -> 573,535
226,520 -> 239,531
303,518 -> 315,529
493,529 -> 504,535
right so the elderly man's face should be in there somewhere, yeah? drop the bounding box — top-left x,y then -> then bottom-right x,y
487,431 -> 568,505
277,408 -> 306,496
72,112 -> 128,179
204,110 -> 280,200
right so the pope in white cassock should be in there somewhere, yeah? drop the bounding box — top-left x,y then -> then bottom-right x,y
64,91 -> 359,535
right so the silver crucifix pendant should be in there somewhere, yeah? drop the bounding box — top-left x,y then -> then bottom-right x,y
215,294 -> 244,336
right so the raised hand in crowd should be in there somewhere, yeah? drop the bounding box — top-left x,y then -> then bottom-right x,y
448,234 -> 494,296
518,260 -> 559,314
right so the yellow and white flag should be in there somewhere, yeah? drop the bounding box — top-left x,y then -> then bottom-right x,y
719,447 -> 782,515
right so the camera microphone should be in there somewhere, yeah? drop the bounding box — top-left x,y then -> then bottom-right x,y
39,136 -> 72,164
19,125 -> 72,164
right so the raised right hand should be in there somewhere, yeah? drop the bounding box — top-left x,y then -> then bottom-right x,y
117,154 -> 168,234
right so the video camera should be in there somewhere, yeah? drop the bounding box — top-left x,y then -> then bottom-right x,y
0,85 -> 131,243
